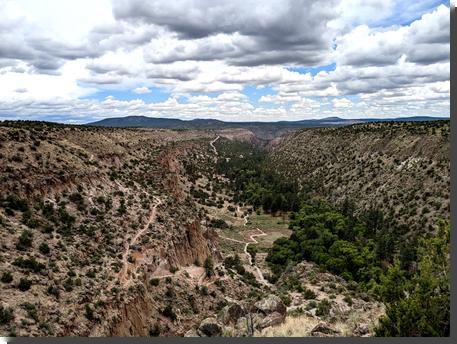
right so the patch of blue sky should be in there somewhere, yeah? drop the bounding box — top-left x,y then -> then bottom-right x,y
188,91 -> 222,98
242,85 -> 276,105
81,86 -> 171,103
176,95 -> 189,104
368,0 -> 449,27
287,63 -> 336,76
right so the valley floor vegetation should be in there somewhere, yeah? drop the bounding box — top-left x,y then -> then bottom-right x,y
214,135 -> 450,336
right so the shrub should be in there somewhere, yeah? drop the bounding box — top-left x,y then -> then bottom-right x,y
200,285 -> 209,296
246,245 -> 257,263
21,302 -> 38,321
0,305 -> 14,325
16,230 -> 33,250
279,293 -> 292,307
302,287 -> 317,300
47,285 -> 60,298
18,277 -> 32,291
149,278 -> 160,286
161,304 -> 177,321
39,242 -> 50,254
13,257 -> 45,273
1,271 -> 13,283
224,255 -> 245,275
63,278 -> 73,292
149,323 -> 161,336
85,304 -> 94,321
204,256 -> 214,278
165,287 -> 175,298
209,218 -> 229,229
316,299 -> 331,317
306,300 -> 318,310
343,295 -> 353,306
2,195 -> 29,212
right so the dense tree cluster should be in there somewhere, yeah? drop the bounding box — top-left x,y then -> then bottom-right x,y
216,142 -> 300,213
267,199 -> 450,336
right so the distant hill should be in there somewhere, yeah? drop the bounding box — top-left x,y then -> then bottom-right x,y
88,115 -> 449,140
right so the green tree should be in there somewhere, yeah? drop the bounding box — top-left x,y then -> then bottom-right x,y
204,256 -> 214,278
16,229 -> 33,250
39,242 -> 50,254
375,223 -> 450,336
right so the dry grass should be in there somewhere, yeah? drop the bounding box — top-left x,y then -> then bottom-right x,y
256,315 -> 321,337
256,313 -> 368,337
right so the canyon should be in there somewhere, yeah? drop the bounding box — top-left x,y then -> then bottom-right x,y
0,119 -> 450,337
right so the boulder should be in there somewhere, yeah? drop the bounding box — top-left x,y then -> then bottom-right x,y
197,317 -> 222,337
257,312 -> 285,330
353,323 -> 370,337
221,303 -> 246,325
231,313 -> 264,337
311,322 -> 341,337
254,294 -> 286,315
330,302 -> 351,318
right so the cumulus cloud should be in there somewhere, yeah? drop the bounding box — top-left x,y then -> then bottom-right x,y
0,0 -> 450,122
333,4 -> 449,67
112,0 -> 339,66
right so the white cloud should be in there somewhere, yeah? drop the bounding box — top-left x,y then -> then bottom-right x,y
0,0 -> 450,122
133,86 -> 151,94
332,97 -> 353,108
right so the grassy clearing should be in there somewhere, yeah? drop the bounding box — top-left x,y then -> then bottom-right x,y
243,212 -> 291,251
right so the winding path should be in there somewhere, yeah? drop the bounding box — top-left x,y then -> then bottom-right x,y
219,209 -> 272,287
210,136 -> 220,157
118,196 -> 163,286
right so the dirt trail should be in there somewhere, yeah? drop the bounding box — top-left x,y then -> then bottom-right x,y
210,136 -> 220,157
244,228 -> 272,287
118,196 -> 163,287
219,210 -> 272,287
244,228 -> 267,265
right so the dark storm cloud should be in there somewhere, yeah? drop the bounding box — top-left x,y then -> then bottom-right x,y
145,68 -> 199,81
406,43 -> 449,64
112,0 -> 339,66
0,20 -> 100,73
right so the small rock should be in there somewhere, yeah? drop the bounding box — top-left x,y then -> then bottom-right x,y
235,316 -> 247,329
311,322 -> 341,337
197,317 -> 222,337
184,328 -> 200,337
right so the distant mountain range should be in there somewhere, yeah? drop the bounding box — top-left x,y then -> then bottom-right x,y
88,115 -> 449,140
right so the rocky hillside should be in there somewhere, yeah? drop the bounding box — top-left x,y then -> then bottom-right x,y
5,120 -> 449,337
0,122 -> 236,336
188,260 -> 384,338
269,121 -> 450,234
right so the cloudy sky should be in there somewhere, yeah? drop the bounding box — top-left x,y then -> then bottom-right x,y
0,0 -> 450,123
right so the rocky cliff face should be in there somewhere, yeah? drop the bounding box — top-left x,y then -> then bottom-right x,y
167,220 -> 211,267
